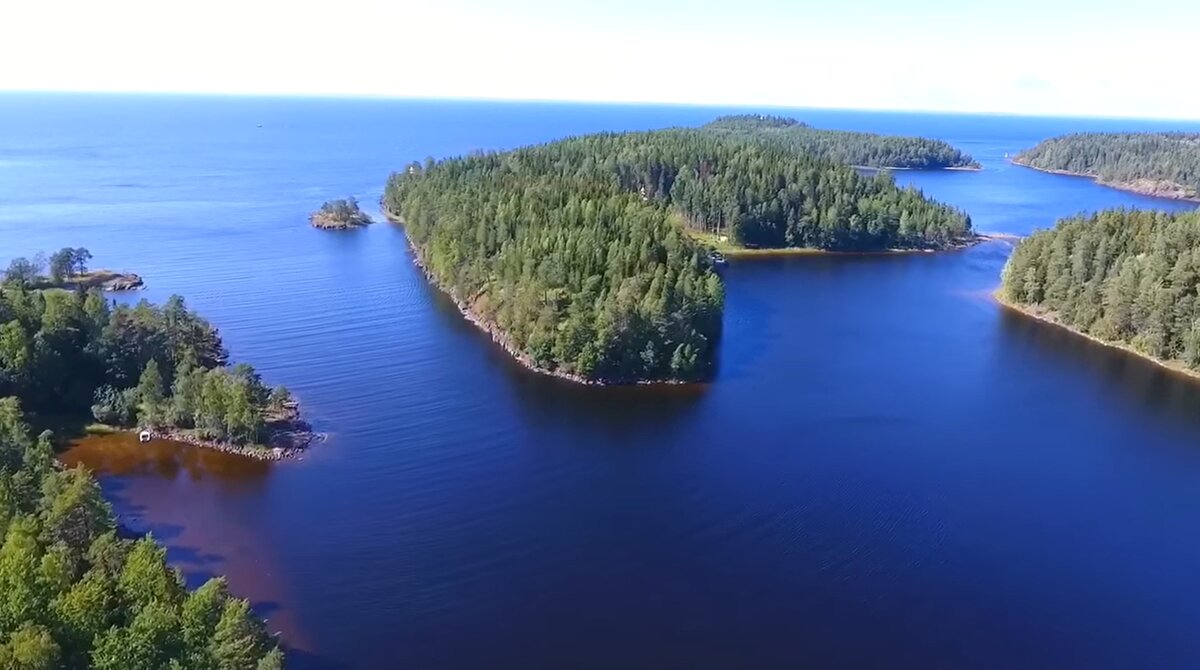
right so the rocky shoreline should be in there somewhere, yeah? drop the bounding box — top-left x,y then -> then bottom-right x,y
994,291 -> 1200,383
1010,159 -> 1200,203
142,401 -> 324,461
386,211 -> 989,383
310,198 -> 374,230
386,213 -> 690,387
49,269 -> 144,291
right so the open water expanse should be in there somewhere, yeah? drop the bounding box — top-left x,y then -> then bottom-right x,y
4,94 -> 1200,668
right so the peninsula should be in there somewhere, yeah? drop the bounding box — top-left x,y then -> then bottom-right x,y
702,114 -> 982,170
1013,132 -> 1200,202
999,208 -> 1200,379
0,273 -> 317,460
4,246 -> 143,291
383,119 -> 975,384
311,196 -> 373,229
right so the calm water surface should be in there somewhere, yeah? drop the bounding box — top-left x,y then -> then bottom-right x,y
5,95 -> 1200,669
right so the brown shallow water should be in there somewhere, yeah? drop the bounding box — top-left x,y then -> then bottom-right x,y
61,434 -> 311,651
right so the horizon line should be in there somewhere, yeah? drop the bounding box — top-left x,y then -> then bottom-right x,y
3,89 -> 1200,124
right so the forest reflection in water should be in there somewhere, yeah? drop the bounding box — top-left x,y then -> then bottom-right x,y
59,433 -> 313,653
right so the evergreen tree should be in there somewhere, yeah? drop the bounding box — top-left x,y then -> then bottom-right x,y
1015,132 -> 1200,199
384,119 -> 971,382
135,360 -> 166,427
1002,208 -> 1200,371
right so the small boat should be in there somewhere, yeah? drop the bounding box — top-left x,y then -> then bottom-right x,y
710,251 -> 728,266
138,430 -> 152,443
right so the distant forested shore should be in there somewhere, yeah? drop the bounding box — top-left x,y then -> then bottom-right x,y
702,115 -> 981,170
1014,132 -> 1200,201
1000,208 -> 1200,378
383,118 -> 974,384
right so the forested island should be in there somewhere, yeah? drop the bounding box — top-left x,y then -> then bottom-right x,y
310,197 -> 373,230
1014,132 -> 1200,201
0,401 -> 284,668
0,279 -> 316,459
383,121 -> 974,384
5,247 -> 143,291
1000,208 -> 1200,376
702,115 -> 981,170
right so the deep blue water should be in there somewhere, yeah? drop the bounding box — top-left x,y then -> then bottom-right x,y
4,94 -> 1200,669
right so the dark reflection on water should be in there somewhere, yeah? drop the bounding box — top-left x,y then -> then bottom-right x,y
60,434 -> 311,652
996,309 -> 1200,438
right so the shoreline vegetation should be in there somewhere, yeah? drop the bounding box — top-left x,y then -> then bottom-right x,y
993,291 -> 1200,383
1011,158 -> 1200,202
383,116 -> 975,385
1012,132 -> 1200,202
46,269 -> 144,291
854,164 -> 982,173
2,260 -> 319,461
92,397 -> 322,461
391,215 -> 621,385
1000,208 -> 1200,383
685,228 -> 998,258
703,115 -> 981,170
0,399 -> 284,668
4,246 -> 144,291
391,212 -> 999,385
310,196 -> 373,229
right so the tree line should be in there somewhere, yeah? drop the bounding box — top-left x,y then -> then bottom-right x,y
0,282 -> 291,446
0,398 -> 283,668
701,115 -> 981,169
383,122 -> 972,383
5,247 -> 95,287
1002,208 -> 1200,369
1015,132 -> 1200,197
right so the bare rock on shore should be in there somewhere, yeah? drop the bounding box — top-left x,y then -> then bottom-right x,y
59,269 -> 144,291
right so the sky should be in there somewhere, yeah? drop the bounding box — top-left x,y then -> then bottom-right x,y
2,0 -> 1197,120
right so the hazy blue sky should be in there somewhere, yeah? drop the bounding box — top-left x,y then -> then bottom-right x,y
3,0 -> 1195,119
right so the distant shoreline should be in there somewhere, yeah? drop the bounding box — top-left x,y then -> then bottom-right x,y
1010,158 -> 1200,203
852,164 -> 982,173
694,232 -> 1000,259
993,290 -> 1200,383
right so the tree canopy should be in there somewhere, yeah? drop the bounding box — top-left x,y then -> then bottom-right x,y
1002,208 -> 1200,369
383,122 -> 972,383
701,115 -> 981,169
0,285 -> 289,445
1015,132 -> 1200,199
0,398 -> 283,669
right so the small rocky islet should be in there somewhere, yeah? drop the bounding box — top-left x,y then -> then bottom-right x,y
310,196 -> 374,229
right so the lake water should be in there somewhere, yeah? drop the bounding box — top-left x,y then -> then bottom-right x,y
5,94 -> 1200,669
